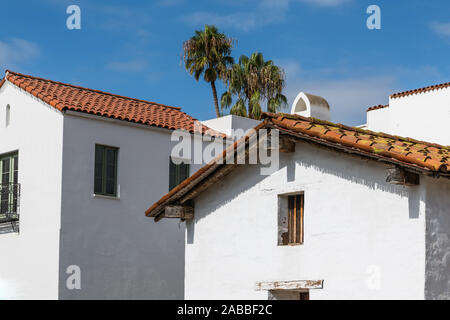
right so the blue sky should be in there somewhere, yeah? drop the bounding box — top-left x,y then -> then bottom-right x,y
1,0 -> 450,125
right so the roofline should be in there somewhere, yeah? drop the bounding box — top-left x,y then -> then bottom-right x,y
367,104 -> 389,112
145,113 -> 450,220
3,69 -> 227,138
64,109 -> 175,133
5,69 -> 181,110
145,121 -> 268,219
64,109 -> 233,141
269,113 -> 450,149
390,81 -> 450,99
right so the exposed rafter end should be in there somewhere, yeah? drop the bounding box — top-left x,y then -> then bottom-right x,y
156,204 -> 194,222
279,135 -> 296,153
386,166 -> 420,186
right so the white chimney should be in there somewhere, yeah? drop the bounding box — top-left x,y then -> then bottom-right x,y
201,114 -> 261,138
291,92 -> 331,121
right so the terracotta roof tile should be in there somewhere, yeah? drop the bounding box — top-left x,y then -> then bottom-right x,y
367,104 -> 389,112
267,113 -> 449,173
145,112 -> 450,219
391,82 -> 450,99
3,70 -> 223,137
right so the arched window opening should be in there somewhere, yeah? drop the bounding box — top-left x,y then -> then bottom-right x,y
5,104 -> 11,127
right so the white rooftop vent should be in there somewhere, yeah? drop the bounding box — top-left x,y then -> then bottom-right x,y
291,92 -> 331,121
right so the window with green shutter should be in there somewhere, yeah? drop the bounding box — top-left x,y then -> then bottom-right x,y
169,157 -> 190,191
0,151 -> 19,221
94,145 -> 118,197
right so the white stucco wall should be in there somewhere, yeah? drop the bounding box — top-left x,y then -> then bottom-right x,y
0,82 -> 64,299
0,80 -> 225,299
201,115 -> 261,137
366,88 -> 450,145
389,89 -> 450,145
185,141 -> 428,300
424,176 -> 450,299
58,113 -> 213,299
366,107 -> 390,134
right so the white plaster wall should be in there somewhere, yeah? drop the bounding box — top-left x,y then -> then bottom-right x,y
0,82 -> 63,299
389,90 -> 450,145
367,88 -> 450,145
201,115 -> 261,137
424,176 -> 450,299
366,107 -> 390,134
185,142 -> 427,300
58,113 -> 211,299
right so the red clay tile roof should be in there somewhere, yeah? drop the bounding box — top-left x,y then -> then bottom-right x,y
146,112 -> 450,220
390,81 -> 450,99
367,104 -> 389,112
2,70 -> 223,137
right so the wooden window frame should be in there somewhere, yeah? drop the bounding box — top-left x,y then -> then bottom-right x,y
287,194 -> 304,245
94,145 -> 118,197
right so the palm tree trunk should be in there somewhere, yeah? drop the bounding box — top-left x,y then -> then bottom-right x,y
210,81 -> 221,118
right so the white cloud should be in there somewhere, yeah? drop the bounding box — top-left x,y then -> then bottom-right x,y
0,38 -> 40,70
277,59 -> 448,126
430,22 -> 450,37
276,59 -> 396,125
285,76 -> 394,125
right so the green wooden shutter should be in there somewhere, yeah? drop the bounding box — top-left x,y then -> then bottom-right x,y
169,157 -> 177,191
169,158 -> 190,191
94,145 -> 104,194
94,145 -> 118,196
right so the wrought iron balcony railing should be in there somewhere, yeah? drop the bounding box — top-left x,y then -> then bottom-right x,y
0,183 -> 20,224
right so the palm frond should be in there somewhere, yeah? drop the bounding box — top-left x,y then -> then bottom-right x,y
221,91 -> 232,109
230,98 -> 247,117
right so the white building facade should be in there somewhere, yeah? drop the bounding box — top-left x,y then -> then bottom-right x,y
147,89 -> 450,300
366,84 -> 450,145
0,70 -> 224,299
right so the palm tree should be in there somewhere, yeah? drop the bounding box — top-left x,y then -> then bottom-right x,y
183,25 -> 234,118
221,52 -> 287,119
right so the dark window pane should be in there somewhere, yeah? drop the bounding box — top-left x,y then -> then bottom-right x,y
106,178 -> 115,195
12,183 -> 18,213
94,145 -> 117,196
94,146 -> 104,194
13,155 -> 18,188
169,158 -> 177,191
106,149 -> 116,165
2,159 -> 10,185
105,149 -> 117,195
0,185 -> 7,214
94,177 -> 103,193
179,163 -> 189,182
0,153 -> 19,217
13,155 -> 18,170
169,158 -> 189,191
106,150 -> 116,178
